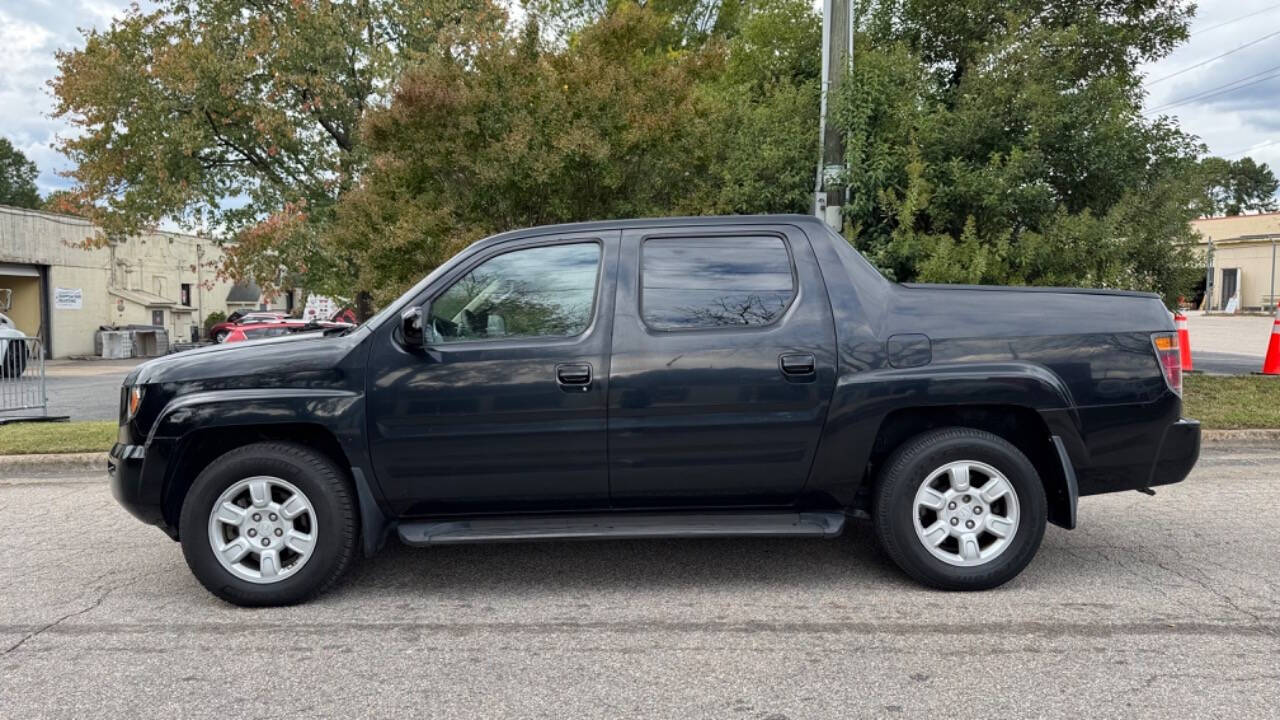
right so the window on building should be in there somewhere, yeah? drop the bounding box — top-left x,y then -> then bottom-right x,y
428,243 -> 601,343
151,309 -> 165,328
180,283 -> 192,307
641,236 -> 795,330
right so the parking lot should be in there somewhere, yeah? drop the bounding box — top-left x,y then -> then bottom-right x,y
41,359 -> 143,421
2,443 -> 1276,719
1185,311 -> 1275,375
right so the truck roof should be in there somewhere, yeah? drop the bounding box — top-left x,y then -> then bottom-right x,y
482,214 -> 829,246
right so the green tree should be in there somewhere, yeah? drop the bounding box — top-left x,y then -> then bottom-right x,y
836,0 -> 1204,304
328,6 -> 722,303
525,0 -> 747,44
1197,156 -> 1279,216
0,138 -> 40,209
328,0 -> 821,303
702,0 -> 821,215
50,0 -> 502,298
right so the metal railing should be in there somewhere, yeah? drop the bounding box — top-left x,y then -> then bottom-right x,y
0,337 -> 47,417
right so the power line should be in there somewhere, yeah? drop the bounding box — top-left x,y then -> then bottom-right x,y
1145,28 -> 1280,86
1191,3 -> 1280,36
1219,138 -> 1280,158
1145,61 -> 1280,113
1146,69 -> 1280,115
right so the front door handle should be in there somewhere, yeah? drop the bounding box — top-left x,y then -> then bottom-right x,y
779,353 -> 816,376
556,363 -> 593,390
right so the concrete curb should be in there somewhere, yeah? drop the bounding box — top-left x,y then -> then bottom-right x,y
0,452 -> 107,475
1200,428 -> 1280,445
0,429 -> 1276,476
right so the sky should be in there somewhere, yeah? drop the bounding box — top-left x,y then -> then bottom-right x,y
0,0 -> 123,196
1139,0 -> 1280,171
2,0 -> 1280,200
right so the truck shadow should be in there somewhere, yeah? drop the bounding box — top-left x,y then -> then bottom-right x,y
338,521 -> 917,597
328,522 -> 1156,601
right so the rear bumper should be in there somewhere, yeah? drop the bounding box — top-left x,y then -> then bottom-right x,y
109,442 -> 166,527
1149,418 -> 1201,489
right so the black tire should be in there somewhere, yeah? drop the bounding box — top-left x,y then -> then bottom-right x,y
179,442 -> 358,606
872,427 -> 1047,591
213,329 -> 229,343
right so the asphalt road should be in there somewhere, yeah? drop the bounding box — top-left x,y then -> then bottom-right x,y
39,359 -> 141,421
1194,351 -> 1266,375
3,444 -> 1278,719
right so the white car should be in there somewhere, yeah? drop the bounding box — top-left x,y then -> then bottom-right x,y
0,289 -> 29,378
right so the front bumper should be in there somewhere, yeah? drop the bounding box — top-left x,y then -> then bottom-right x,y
1150,418 -> 1201,488
109,442 -> 166,527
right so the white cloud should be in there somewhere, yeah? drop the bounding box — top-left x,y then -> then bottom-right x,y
0,0 -> 138,195
1142,0 -> 1280,171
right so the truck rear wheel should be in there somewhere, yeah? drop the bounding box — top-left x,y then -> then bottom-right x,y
872,427 -> 1046,590
179,442 -> 358,606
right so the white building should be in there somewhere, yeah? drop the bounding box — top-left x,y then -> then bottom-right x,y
0,204 -> 292,358
1191,213 -> 1280,313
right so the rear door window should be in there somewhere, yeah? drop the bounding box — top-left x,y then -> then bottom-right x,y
641,236 -> 795,330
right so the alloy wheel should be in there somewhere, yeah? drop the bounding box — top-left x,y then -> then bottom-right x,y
207,475 -> 317,584
911,460 -> 1020,567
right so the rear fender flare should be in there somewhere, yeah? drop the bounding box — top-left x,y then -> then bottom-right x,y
805,361 -> 1083,504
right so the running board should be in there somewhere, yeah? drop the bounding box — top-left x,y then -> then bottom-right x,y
396,511 -> 845,546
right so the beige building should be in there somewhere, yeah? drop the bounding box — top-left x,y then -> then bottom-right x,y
0,204 -> 291,358
1191,213 -> 1280,313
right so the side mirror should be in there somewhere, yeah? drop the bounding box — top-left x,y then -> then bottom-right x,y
401,305 -> 427,349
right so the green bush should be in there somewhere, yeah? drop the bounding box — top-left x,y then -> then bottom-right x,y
203,311 -> 226,335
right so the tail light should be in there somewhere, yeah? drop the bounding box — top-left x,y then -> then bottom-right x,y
1152,333 -> 1182,396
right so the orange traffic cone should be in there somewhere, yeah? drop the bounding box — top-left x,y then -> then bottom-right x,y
1174,312 -> 1193,372
1263,305 -> 1280,376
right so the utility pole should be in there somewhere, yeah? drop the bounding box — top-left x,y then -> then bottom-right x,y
814,0 -> 854,232
1269,234 -> 1276,310
1204,237 -> 1214,312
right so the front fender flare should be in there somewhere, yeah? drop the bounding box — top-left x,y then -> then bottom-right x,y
147,388 -> 388,554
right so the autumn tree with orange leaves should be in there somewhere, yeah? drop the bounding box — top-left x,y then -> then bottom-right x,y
51,0 -> 504,302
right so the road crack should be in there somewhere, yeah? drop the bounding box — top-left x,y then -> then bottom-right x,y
2,589 -> 110,656
2,569 -> 159,656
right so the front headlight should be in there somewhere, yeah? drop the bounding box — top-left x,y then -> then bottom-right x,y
125,386 -> 144,421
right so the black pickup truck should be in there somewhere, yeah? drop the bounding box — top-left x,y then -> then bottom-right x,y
110,215 -> 1200,606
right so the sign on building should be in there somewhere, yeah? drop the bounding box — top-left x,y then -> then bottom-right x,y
54,287 -> 83,310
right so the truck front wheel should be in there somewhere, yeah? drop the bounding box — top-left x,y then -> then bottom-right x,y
178,442 -> 358,606
872,427 -> 1047,590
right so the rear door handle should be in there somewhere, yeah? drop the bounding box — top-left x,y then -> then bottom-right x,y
779,353 -> 816,376
556,363 -> 593,390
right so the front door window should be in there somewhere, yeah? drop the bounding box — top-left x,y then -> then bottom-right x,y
429,243 -> 601,343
